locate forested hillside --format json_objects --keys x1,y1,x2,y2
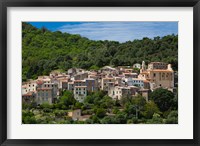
[{"x1": 22, "y1": 22, "x2": 178, "y2": 81}]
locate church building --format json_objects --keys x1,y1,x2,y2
[{"x1": 138, "y1": 61, "x2": 174, "y2": 91}]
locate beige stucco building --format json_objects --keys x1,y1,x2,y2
[
  {"x1": 139, "y1": 61, "x2": 174, "y2": 90},
  {"x1": 22, "y1": 80, "x2": 37, "y2": 95},
  {"x1": 68, "y1": 109, "x2": 81, "y2": 121},
  {"x1": 101, "y1": 77, "x2": 115, "y2": 91},
  {"x1": 108, "y1": 86, "x2": 139, "y2": 100},
  {"x1": 74, "y1": 86, "x2": 87, "y2": 102}
]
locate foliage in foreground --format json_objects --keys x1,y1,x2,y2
[{"x1": 22, "y1": 89, "x2": 178, "y2": 124}]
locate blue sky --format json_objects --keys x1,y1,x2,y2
[{"x1": 29, "y1": 22, "x2": 178, "y2": 42}]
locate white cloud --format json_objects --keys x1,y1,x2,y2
[{"x1": 57, "y1": 22, "x2": 178, "y2": 42}]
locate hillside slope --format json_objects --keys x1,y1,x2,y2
[{"x1": 22, "y1": 22, "x2": 178, "y2": 81}]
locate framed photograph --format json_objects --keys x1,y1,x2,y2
[{"x1": 0, "y1": 0, "x2": 199, "y2": 145}]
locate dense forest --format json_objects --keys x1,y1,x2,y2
[
  {"x1": 22, "y1": 22, "x2": 178, "y2": 81},
  {"x1": 23, "y1": 88, "x2": 178, "y2": 124}
]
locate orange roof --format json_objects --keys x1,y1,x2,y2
[
  {"x1": 36, "y1": 80, "x2": 43, "y2": 85},
  {"x1": 68, "y1": 82, "x2": 74, "y2": 84},
  {"x1": 37, "y1": 88, "x2": 52, "y2": 91},
  {"x1": 141, "y1": 69, "x2": 173, "y2": 73},
  {"x1": 102, "y1": 78, "x2": 114, "y2": 80},
  {"x1": 143, "y1": 80, "x2": 150, "y2": 83},
  {"x1": 151, "y1": 69, "x2": 173, "y2": 72},
  {"x1": 22, "y1": 91, "x2": 34, "y2": 96},
  {"x1": 22, "y1": 85, "x2": 27, "y2": 88}
]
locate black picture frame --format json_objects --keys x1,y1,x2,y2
[{"x1": 0, "y1": 0, "x2": 199, "y2": 146}]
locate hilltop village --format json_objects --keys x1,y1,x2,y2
[
  {"x1": 22, "y1": 61, "x2": 178, "y2": 123},
  {"x1": 22, "y1": 61, "x2": 176, "y2": 104}
]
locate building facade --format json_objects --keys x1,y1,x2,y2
[
  {"x1": 22, "y1": 81, "x2": 37, "y2": 95},
  {"x1": 74, "y1": 86, "x2": 87, "y2": 102},
  {"x1": 139, "y1": 61, "x2": 174, "y2": 90}
]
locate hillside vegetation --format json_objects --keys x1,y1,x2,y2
[{"x1": 22, "y1": 22, "x2": 178, "y2": 81}]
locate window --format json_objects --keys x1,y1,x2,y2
[
  {"x1": 46, "y1": 93, "x2": 48, "y2": 96},
  {"x1": 154, "y1": 73, "x2": 156, "y2": 77}
]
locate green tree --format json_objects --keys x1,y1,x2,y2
[
  {"x1": 101, "y1": 116, "x2": 114, "y2": 124},
  {"x1": 142, "y1": 101, "x2": 160, "y2": 119},
  {"x1": 146, "y1": 113, "x2": 163, "y2": 124},
  {"x1": 95, "y1": 108, "x2": 106, "y2": 118},
  {"x1": 22, "y1": 22, "x2": 178, "y2": 81},
  {"x1": 115, "y1": 112, "x2": 127, "y2": 124},
  {"x1": 59, "y1": 90, "x2": 76, "y2": 108},
  {"x1": 165, "y1": 110, "x2": 178, "y2": 124},
  {"x1": 150, "y1": 88, "x2": 175, "y2": 112},
  {"x1": 22, "y1": 110, "x2": 37, "y2": 124}
]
